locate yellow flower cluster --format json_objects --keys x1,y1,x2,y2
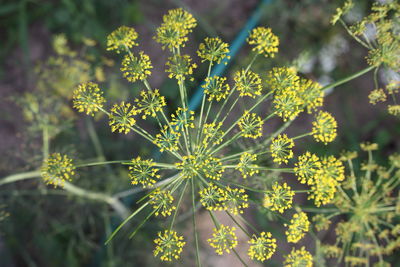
[
  {"x1": 202, "y1": 122, "x2": 224, "y2": 146},
  {"x1": 368, "y1": 88, "x2": 387, "y2": 105},
  {"x1": 247, "y1": 232, "x2": 277, "y2": 262},
  {"x1": 72, "y1": 82, "x2": 106, "y2": 116},
  {"x1": 128, "y1": 156, "x2": 160, "y2": 188},
  {"x1": 238, "y1": 111, "x2": 263, "y2": 139},
  {"x1": 285, "y1": 212, "x2": 310, "y2": 243},
  {"x1": 270, "y1": 134, "x2": 295, "y2": 164},
  {"x1": 388, "y1": 105, "x2": 400, "y2": 117},
  {"x1": 312, "y1": 111, "x2": 337, "y2": 144},
  {"x1": 267, "y1": 67, "x2": 324, "y2": 121},
  {"x1": 234, "y1": 69, "x2": 262, "y2": 98},
  {"x1": 208, "y1": 225, "x2": 238, "y2": 255},
  {"x1": 153, "y1": 125, "x2": 180, "y2": 152},
  {"x1": 170, "y1": 107, "x2": 195, "y2": 130},
  {"x1": 202, "y1": 76, "x2": 230, "y2": 102},
  {"x1": 308, "y1": 155, "x2": 345, "y2": 206},
  {"x1": 294, "y1": 152, "x2": 322, "y2": 185},
  {"x1": 135, "y1": 89, "x2": 166, "y2": 119},
  {"x1": 155, "y1": 8, "x2": 196, "y2": 51},
  {"x1": 202, "y1": 156, "x2": 225, "y2": 181},
  {"x1": 330, "y1": 0, "x2": 353, "y2": 25},
  {"x1": 247, "y1": 27, "x2": 279, "y2": 58},
  {"x1": 121, "y1": 51, "x2": 153, "y2": 82},
  {"x1": 197, "y1": 37, "x2": 230, "y2": 64},
  {"x1": 149, "y1": 188, "x2": 176, "y2": 217},
  {"x1": 176, "y1": 155, "x2": 200, "y2": 179},
  {"x1": 236, "y1": 152, "x2": 259, "y2": 179},
  {"x1": 298, "y1": 78, "x2": 324, "y2": 113},
  {"x1": 166, "y1": 54, "x2": 197, "y2": 83},
  {"x1": 284, "y1": 247, "x2": 313, "y2": 267},
  {"x1": 41, "y1": 153, "x2": 75, "y2": 187},
  {"x1": 223, "y1": 186, "x2": 249, "y2": 215},
  {"x1": 263, "y1": 182, "x2": 295, "y2": 213},
  {"x1": 109, "y1": 101, "x2": 137, "y2": 134},
  {"x1": 199, "y1": 184, "x2": 249, "y2": 214},
  {"x1": 199, "y1": 183, "x2": 225, "y2": 211},
  {"x1": 106, "y1": 26, "x2": 138, "y2": 53},
  {"x1": 153, "y1": 230, "x2": 185, "y2": 261}
]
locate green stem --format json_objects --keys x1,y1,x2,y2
[
  {"x1": 0, "y1": 171, "x2": 40, "y2": 186},
  {"x1": 191, "y1": 178, "x2": 201, "y2": 267},
  {"x1": 320, "y1": 66, "x2": 375, "y2": 92},
  {"x1": 105, "y1": 202, "x2": 149, "y2": 244}
]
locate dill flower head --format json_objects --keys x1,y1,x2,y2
[
  {"x1": 234, "y1": 69, "x2": 262, "y2": 98},
  {"x1": 294, "y1": 152, "x2": 322, "y2": 185},
  {"x1": 368, "y1": 88, "x2": 387, "y2": 105},
  {"x1": 199, "y1": 183, "x2": 226, "y2": 211},
  {"x1": 208, "y1": 225, "x2": 238, "y2": 255},
  {"x1": 320, "y1": 155, "x2": 345, "y2": 182},
  {"x1": 120, "y1": 52, "x2": 153, "y2": 82},
  {"x1": 197, "y1": 37, "x2": 230, "y2": 64},
  {"x1": 308, "y1": 175, "x2": 338, "y2": 207},
  {"x1": 272, "y1": 91, "x2": 304, "y2": 121},
  {"x1": 135, "y1": 89, "x2": 166, "y2": 119},
  {"x1": 149, "y1": 188, "x2": 176, "y2": 217},
  {"x1": 285, "y1": 212, "x2": 310, "y2": 243},
  {"x1": 388, "y1": 105, "x2": 400, "y2": 117},
  {"x1": 360, "y1": 142, "x2": 378, "y2": 152},
  {"x1": 270, "y1": 134, "x2": 295, "y2": 165},
  {"x1": 166, "y1": 54, "x2": 197, "y2": 83},
  {"x1": 162, "y1": 8, "x2": 196, "y2": 32},
  {"x1": 238, "y1": 111, "x2": 263, "y2": 139},
  {"x1": 202, "y1": 76, "x2": 230, "y2": 102},
  {"x1": 312, "y1": 111, "x2": 337, "y2": 144},
  {"x1": 247, "y1": 27, "x2": 279, "y2": 58},
  {"x1": 128, "y1": 156, "x2": 160, "y2": 188},
  {"x1": 155, "y1": 25, "x2": 189, "y2": 51},
  {"x1": 170, "y1": 107, "x2": 195, "y2": 130},
  {"x1": 221, "y1": 186, "x2": 249, "y2": 215},
  {"x1": 330, "y1": 0, "x2": 354, "y2": 25},
  {"x1": 298, "y1": 78, "x2": 324, "y2": 113},
  {"x1": 153, "y1": 230, "x2": 185, "y2": 261},
  {"x1": 106, "y1": 26, "x2": 138, "y2": 53},
  {"x1": 312, "y1": 214, "x2": 331, "y2": 232},
  {"x1": 176, "y1": 155, "x2": 200, "y2": 179},
  {"x1": 155, "y1": 9, "x2": 196, "y2": 51},
  {"x1": 41, "y1": 153, "x2": 75, "y2": 187},
  {"x1": 72, "y1": 82, "x2": 106, "y2": 116},
  {"x1": 202, "y1": 156, "x2": 225, "y2": 181},
  {"x1": 153, "y1": 125, "x2": 180, "y2": 152},
  {"x1": 263, "y1": 182, "x2": 295, "y2": 214},
  {"x1": 266, "y1": 67, "x2": 300, "y2": 94},
  {"x1": 284, "y1": 247, "x2": 313, "y2": 267},
  {"x1": 108, "y1": 101, "x2": 137, "y2": 134},
  {"x1": 236, "y1": 152, "x2": 259, "y2": 179},
  {"x1": 247, "y1": 232, "x2": 277, "y2": 262},
  {"x1": 202, "y1": 122, "x2": 224, "y2": 146},
  {"x1": 386, "y1": 80, "x2": 400, "y2": 95}
]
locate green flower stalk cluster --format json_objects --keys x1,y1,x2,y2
[
  {"x1": 311, "y1": 143, "x2": 400, "y2": 266},
  {"x1": 34, "y1": 5, "x2": 390, "y2": 266},
  {"x1": 333, "y1": 0, "x2": 400, "y2": 117}
]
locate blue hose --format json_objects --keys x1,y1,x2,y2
[
  {"x1": 91, "y1": 1, "x2": 273, "y2": 265},
  {"x1": 189, "y1": 0, "x2": 273, "y2": 110}
]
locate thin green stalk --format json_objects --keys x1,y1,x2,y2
[
  {"x1": 169, "y1": 180, "x2": 189, "y2": 230},
  {"x1": 0, "y1": 171, "x2": 41, "y2": 186},
  {"x1": 191, "y1": 178, "x2": 201, "y2": 267},
  {"x1": 226, "y1": 211, "x2": 251, "y2": 237},
  {"x1": 320, "y1": 65, "x2": 375, "y2": 92},
  {"x1": 105, "y1": 202, "x2": 149, "y2": 244}
]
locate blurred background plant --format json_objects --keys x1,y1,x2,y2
[{"x1": 0, "y1": 0, "x2": 399, "y2": 266}]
